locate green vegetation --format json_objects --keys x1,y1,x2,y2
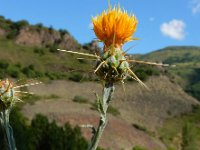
[
  {"x1": 73, "y1": 95, "x2": 89, "y2": 103},
  {"x1": 21, "y1": 94, "x2": 42, "y2": 105},
  {"x1": 0, "y1": 108, "x2": 88, "y2": 150},
  {"x1": 107, "y1": 105, "x2": 120, "y2": 116},
  {"x1": 91, "y1": 102, "x2": 120, "y2": 116},
  {"x1": 0, "y1": 16, "x2": 29, "y2": 39},
  {"x1": 0, "y1": 37, "x2": 91, "y2": 81},
  {"x1": 72, "y1": 96, "x2": 121, "y2": 117},
  {"x1": 44, "y1": 94, "x2": 60, "y2": 99},
  {"x1": 132, "y1": 123, "x2": 155, "y2": 137},
  {"x1": 20, "y1": 94, "x2": 61, "y2": 106},
  {"x1": 69, "y1": 72, "x2": 86, "y2": 82},
  {"x1": 132, "y1": 123, "x2": 148, "y2": 132},
  {"x1": 158, "y1": 105, "x2": 200, "y2": 150},
  {"x1": 0, "y1": 15, "x2": 92, "y2": 82},
  {"x1": 128, "y1": 64, "x2": 160, "y2": 81},
  {"x1": 135, "y1": 46, "x2": 200, "y2": 101},
  {"x1": 182, "y1": 123, "x2": 198, "y2": 150},
  {"x1": 0, "y1": 37, "x2": 160, "y2": 83}
]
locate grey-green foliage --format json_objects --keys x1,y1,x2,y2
[
  {"x1": 92, "y1": 97, "x2": 120, "y2": 116},
  {"x1": 88, "y1": 83, "x2": 115, "y2": 150},
  {"x1": 0, "y1": 109, "x2": 16, "y2": 150}
]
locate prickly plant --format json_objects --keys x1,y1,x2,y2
[
  {"x1": 58, "y1": 3, "x2": 168, "y2": 150},
  {"x1": 0, "y1": 79, "x2": 41, "y2": 150}
]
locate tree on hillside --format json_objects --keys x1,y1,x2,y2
[{"x1": 0, "y1": 109, "x2": 88, "y2": 150}]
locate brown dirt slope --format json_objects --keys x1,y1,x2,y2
[{"x1": 22, "y1": 76, "x2": 199, "y2": 150}]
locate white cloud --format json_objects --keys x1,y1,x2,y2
[
  {"x1": 191, "y1": 0, "x2": 200, "y2": 14},
  {"x1": 160, "y1": 19, "x2": 186, "y2": 40},
  {"x1": 190, "y1": 0, "x2": 200, "y2": 14}
]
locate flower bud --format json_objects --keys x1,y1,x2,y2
[{"x1": 0, "y1": 79, "x2": 15, "y2": 111}]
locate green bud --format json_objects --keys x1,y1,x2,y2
[
  {"x1": 0, "y1": 79, "x2": 15, "y2": 111},
  {"x1": 95, "y1": 47, "x2": 129, "y2": 82}
]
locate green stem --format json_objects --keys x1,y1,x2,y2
[
  {"x1": 0, "y1": 109, "x2": 16, "y2": 150},
  {"x1": 88, "y1": 82, "x2": 115, "y2": 150}
]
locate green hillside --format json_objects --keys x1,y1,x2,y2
[
  {"x1": 134, "y1": 46, "x2": 200, "y2": 101},
  {"x1": 0, "y1": 37, "x2": 93, "y2": 81},
  {"x1": 0, "y1": 15, "x2": 96, "y2": 81}
]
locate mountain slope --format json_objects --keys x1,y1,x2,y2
[
  {"x1": 0, "y1": 15, "x2": 80, "y2": 50},
  {"x1": 0, "y1": 16, "x2": 103, "y2": 82},
  {"x1": 22, "y1": 77, "x2": 199, "y2": 150},
  {"x1": 132, "y1": 46, "x2": 200, "y2": 101}
]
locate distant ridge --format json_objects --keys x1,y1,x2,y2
[{"x1": 134, "y1": 46, "x2": 200, "y2": 101}]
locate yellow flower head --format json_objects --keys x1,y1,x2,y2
[{"x1": 92, "y1": 5, "x2": 138, "y2": 49}]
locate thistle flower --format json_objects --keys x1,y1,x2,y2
[
  {"x1": 92, "y1": 5, "x2": 138, "y2": 49},
  {"x1": 92, "y1": 5, "x2": 145, "y2": 85},
  {"x1": 0, "y1": 79, "x2": 16, "y2": 111},
  {"x1": 57, "y1": 3, "x2": 169, "y2": 150},
  {"x1": 57, "y1": 4, "x2": 167, "y2": 86},
  {"x1": 0, "y1": 79, "x2": 41, "y2": 150},
  {"x1": 58, "y1": 5, "x2": 165, "y2": 86},
  {"x1": 0, "y1": 79, "x2": 41, "y2": 111}
]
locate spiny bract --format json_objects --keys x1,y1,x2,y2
[
  {"x1": 0, "y1": 79, "x2": 42, "y2": 111},
  {"x1": 0, "y1": 79, "x2": 15, "y2": 111},
  {"x1": 95, "y1": 47, "x2": 129, "y2": 82}
]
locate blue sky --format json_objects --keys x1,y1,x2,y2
[{"x1": 0, "y1": 0, "x2": 200, "y2": 54}]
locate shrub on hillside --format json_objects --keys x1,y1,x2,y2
[
  {"x1": 59, "y1": 29, "x2": 69, "y2": 38},
  {"x1": 35, "y1": 23, "x2": 44, "y2": 31},
  {"x1": 73, "y1": 95, "x2": 89, "y2": 103},
  {"x1": 132, "y1": 124, "x2": 147, "y2": 132},
  {"x1": 48, "y1": 44, "x2": 58, "y2": 53},
  {"x1": 14, "y1": 20, "x2": 29, "y2": 29},
  {"x1": 186, "y1": 82, "x2": 200, "y2": 101},
  {"x1": 0, "y1": 61, "x2": 9, "y2": 69},
  {"x1": 69, "y1": 72, "x2": 84, "y2": 82},
  {"x1": 6, "y1": 29, "x2": 18, "y2": 39},
  {"x1": 128, "y1": 65, "x2": 160, "y2": 81},
  {"x1": 34, "y1": 47, "x2": 46, "y2": 55},
  {"x1": 22, "y1": 65, "x2": 36, "y2": 78},
  {"x1": 6, "y1": 20, "x2": 29, "y2": 39},
  {"x1": 7, "y1": 65, "x2": 21, "y2": 78}
]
